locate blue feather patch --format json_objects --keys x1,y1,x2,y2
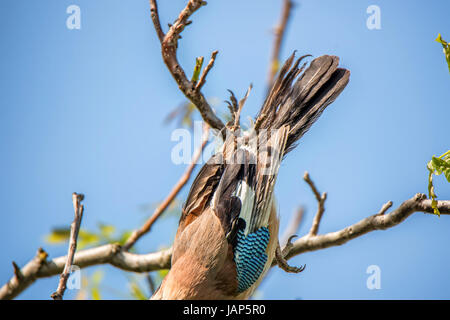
[{"x1": 234, "y1": 227, "x2": 270, "y2": 293}]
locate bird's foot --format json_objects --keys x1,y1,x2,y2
[
  {"x1": 275, "y1": 235, "x2": 305, "y2": 273},
  {"x1": 282, "y1": 235, "x2": 297, "y2": 257}
]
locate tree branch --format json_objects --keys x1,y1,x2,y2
[
  {"x1": 149, "y1": 0, "x2": 165, "y2": 43},
  {"x1": 283, "y1": 193, "x2": 450, "y2": 260},
  {"x1": 267, "y1": 0, "x2": 294, "y2": 90},
  {"x1": 280, "y1": 206, "x2": 304, "y2": 246},
  {"x1": 51, "y1": 193, "x2": 85, "y2": 300},
  {"x1": 123, "y1": 124, "x2": 209, "y2": 251},
  {"x1": 303, "y1": 172, "x2": 327, "y2": 236},
  {"x1": 2, "y1": 191, "x2": 450, "y2": 299},
  {"x1": 0, "y1": 244, "x2": 172, "y2": 300},
  {"x1": 149, "y1": 0, "x2": 225, "y2": 132},
  {"x1": 195, "y1": 51, "x2": 218, "y2": 92}
]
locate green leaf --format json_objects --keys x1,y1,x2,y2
[
  {"x1": 444, "y1": 169, "x2": 450, "y2": 182},
  {"x1": 77, "y1": 230, "x2": 101, "y2": 249},
  {"x1": 182, "y1": 102, "x2": 196, "y2": 127},
  {"x1": 130, "y1": 282, "x2": 149, "y2": 300},
  {"x1": 91, "y1": 270, "x2": 104, "y2": 285},
  {"x1": 98, "y1": 223, "x2": 116, "y2": 239},
  {"x1": 436, "y1": 33, "x2": 445, "y2": 45},
  {"x1": 426, "y1": 149, "x2": 450, "y2": 216},
  {"x1": 91, "y1": 287, "x2": 101, "y2": 300},
  {"x1": 436, "y1": 33, "x2": 450, "y2": 73},
  {"x1": 117, "y1": 230, "x2": 133, "y2": 246},
  {"x1": 45, "y1": 228, "x2": 71, "y2": 244},
  {"x1": 432, "y1": 156, "x2": 450, "y2": 169},
  {"x1": 46, "y1": 222, "x2": 134, "y2": 251},
  {"x1": 271, "y1": 59, "x2": 280, "y2": 75},
  {"x1": 90, "y1": 270, "x2": 104, "y2": 300},
  {"x1": 191, "y1": 56, "x2": 204, "y2": 83},
  {"x1": 157, "y1": 269, "x2": 169, "y2": 280}
]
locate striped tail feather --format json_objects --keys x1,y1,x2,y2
[{"x1": 257, "y1": 53, "x2": 350, "y2": 154}]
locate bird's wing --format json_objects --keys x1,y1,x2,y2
[
  {"x1": 178, "y1": 153, "x2": 224, "y2": 235},
  {"x1": 210, "y1": 126, "x2": 289, "y2": 293}
]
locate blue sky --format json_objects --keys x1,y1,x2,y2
[{"x1": 0, "y1": 0, "x2": 449, "y2": 299}]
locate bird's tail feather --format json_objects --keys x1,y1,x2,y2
[{"x1": 257, "y1": 53, "x2": 350, "y2": 154}]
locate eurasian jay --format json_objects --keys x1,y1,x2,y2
[{"x1": 152, "y1": 53, "x2": 350, "y2": 300}]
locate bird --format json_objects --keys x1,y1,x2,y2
[{"x1": 151, "y1": 53, "x2": 350, "y2": 300}]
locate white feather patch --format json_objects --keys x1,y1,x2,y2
[{"x1": 234, "y1": 180, "x2": 255, "y2": 235}]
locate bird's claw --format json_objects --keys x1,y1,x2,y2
[
  {"x1": 275, "y1": 238, "x2": 305, "y2": 274},
  {"x1": 282, "y1": 234, "x2": 297, "y2": 257}
]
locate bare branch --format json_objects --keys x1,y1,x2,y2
[
  {"x1": 2, "y1": 194, "x2": 450, "y2": 299},
  {"x1": 267, "y1": 0, "x2": 294, "y2": 90},
  {"x1": 12, "y1": 262, "x2": 22, "y2": 281},
  {"x1": 233, "y1": 84, "x2": 253, "y2": 129},
  {"x1": 303, "y1": 172, "x2": 327, "y2": 236},
  {"x1": 51, "y1": 193, "x2": 85, "y2": 300},
  {"x1": 123, "y1": 124, "x2": 210, "y2": 251},
  {"x1": 303, "y1": 171, "x2": 321, "y2": 201},
  {"x1": 149, "y1": 0, "x2": 225, "y2": 131},
  {"x1": 378, "y1": 201, "x2": 393, "y2": 214},
  {"x1": 281, "y1": 206, "x2": 304, "y2": 246},
  {"x1": 0, "y1": 244, "x2": 172, "y2": 300},
  {"x1": 195, "y1": 51, "x2": 218, "y2": 92},
  {"x1": 1, "y1": 248, "x2": 49, "y2": 300},
  {"x1": 283, "y1": 194, "x2": 450, "y2": 260},
  {"x1": 149, "y1": 0, "x2": 165, "y2": 43}
]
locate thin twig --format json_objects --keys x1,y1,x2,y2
[
  {"x1": 283, "y1": 193, "x2": 450, "y2": 260},
  {"x1": 273, "y1": 193, "x2": 450, "y2": 267},
  {"x1": 267, "y1": 0, "x2": 294, "y2": 90},
  {"x1": 123, "y1": 124, "x2": 210, "y2": 251},
  {"x1": 146, "y1": 273, "x2": 156, "y2": 296},
  {"x1": 51, "y1": 193, "x2": 85, "y2": 300},
  {"x1": 12, "y1": 262, "x2": 22, "y2": 281},
  {"x1": 303, "y1": 172, "x2": 327, "y2": 236},
  {"x1": 149, "y1": 0, "x2": 224, "y2": 131},
  {"x1": 149, "y1": 0, "x2": 165, "y2": 43},
  {"x1": 378, "y1": 201, "x2": 393, "y2": 215},
  {"x1": 233, "y1": 84, "x2": 253, "y2": 128},
  {"x1": 195, "y1": 51, "x2": 218, "y2": 91},
  {"x1": 281, "y1": 206, "x2": 304, "y2": 246}
]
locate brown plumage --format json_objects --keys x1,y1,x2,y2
[{"x1": 152, "y1": 53, "x2": 350, "y2": 300}]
